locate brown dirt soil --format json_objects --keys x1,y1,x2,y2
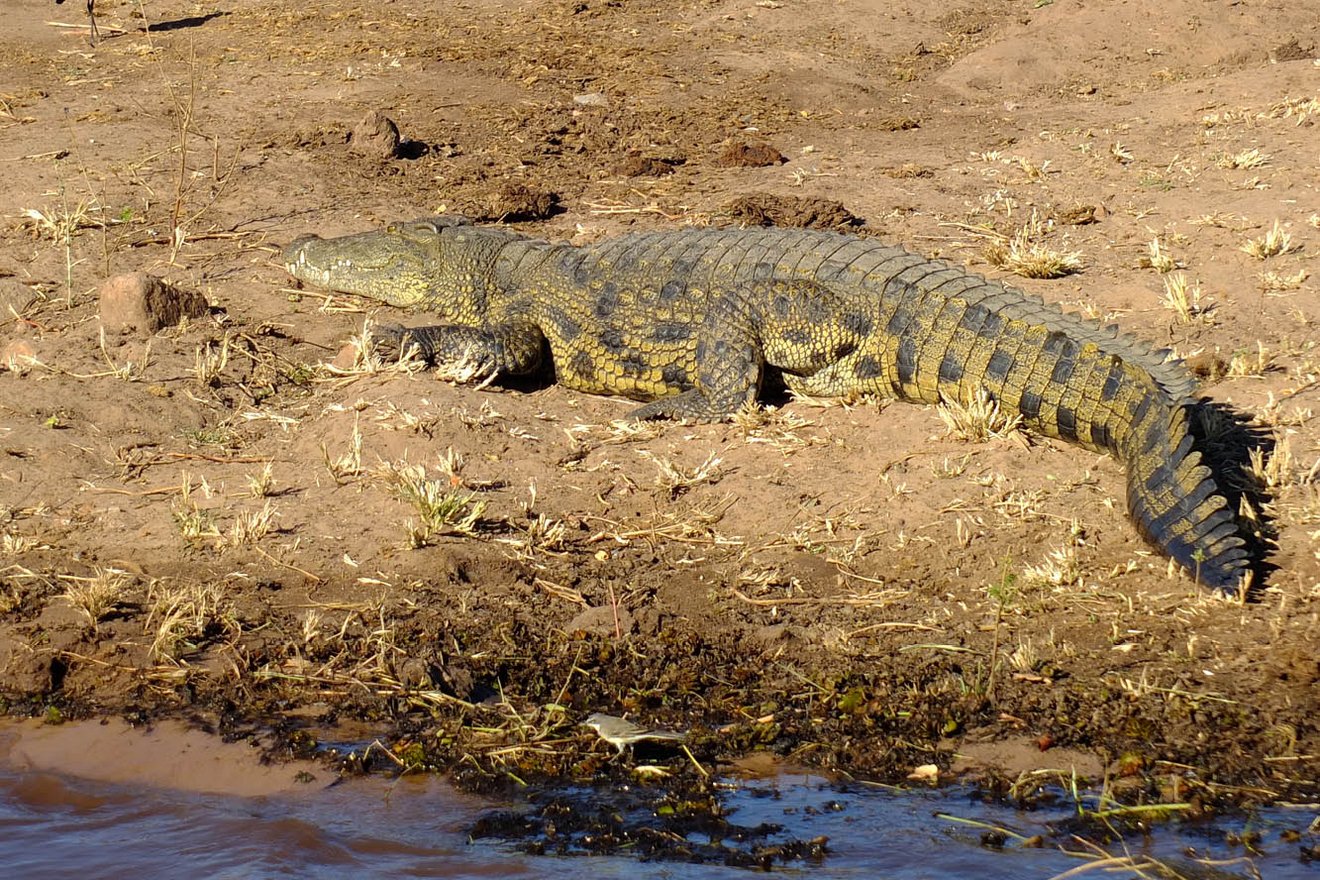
[{"x1": 2, "y1": 0, "x2": 1318, "y2": 807}]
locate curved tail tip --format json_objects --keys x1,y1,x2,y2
[{"x1": 1189, "y1": 554, "x2": 1252, "y2": 595}]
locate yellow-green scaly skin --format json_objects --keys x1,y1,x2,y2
[{"x1": 283, "y1": 217, "x2": 1250, "y2": 591}]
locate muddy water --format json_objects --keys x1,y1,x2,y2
[{"x1": 0, "y1": 720, "x2": 1314, "y2": 879}]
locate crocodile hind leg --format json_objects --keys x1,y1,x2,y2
[
  {"x1": 630, "y1": 278, "x2": 882, "y2": 421},
  {"x1": 628, "y1": 288, "x2": 765, "y2": 421},
  {"x1": 627, "y1": 329, "x2": 762, "y2": 421}
]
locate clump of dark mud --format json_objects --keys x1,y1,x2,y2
[
  {"x1": 482, "y1": 183, "x2": 562, "y2": 222},
  {"x1": 725, "y1": 193, "x2": 863, "y2": 230},
  {"x1": 468, "y1": 776, "x2": 829, "y2": 869}
]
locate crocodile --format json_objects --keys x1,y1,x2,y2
[{"x1": 283, "y1": 217, "x2": 1251, "y2": 591}]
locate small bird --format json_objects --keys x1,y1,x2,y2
[
  {"x1": 56, "y1": 0, "x2": 100, "y2": 46},
  {"x1": 582, "y1": 713, "x2": 687, "y2": 756}
]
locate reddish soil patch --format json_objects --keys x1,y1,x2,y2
[{"x1": 1, "y1": 0, "x2": 1317, "y2": 805}]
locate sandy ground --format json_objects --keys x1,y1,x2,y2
[{"x1": 1, "y1": 0, "x2": 1318, "y2": 803}]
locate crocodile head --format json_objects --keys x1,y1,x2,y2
[{"x1": 282, "y1": 217, "x2": 474, "y2": 309}]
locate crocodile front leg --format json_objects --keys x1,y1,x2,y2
[{"x1": 378, "y1": 320, "x2": 546, "y2": 376}]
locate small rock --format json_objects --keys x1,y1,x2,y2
[
  {"x1": 99, "y1": 273, "x2": 208, "y2": 336},
  {"x1": 572, "y1": 92, "x2": 609, "y2": 107},
  {"x1": 349, "y1": 110, "x2": 402, "y2": 159},
  {"x1": 715, "y1": 141, "x2": 787, "y2": 168},
  {"x1": 1, "y1": 338, "x2": 38, "y2": 372},
  {"x1": 331, "y1": 342, "x2": 360, "y2": 370}
]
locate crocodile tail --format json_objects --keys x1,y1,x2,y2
[{"x1": 1121, "y1": 394, "x2": 1249, "y2": 591}]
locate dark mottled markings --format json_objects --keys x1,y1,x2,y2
[
  {"x1": 1101, "y1": 358, "x2": 1125, "y2": 400},
  {"x1": 772, "y1": 294, "x2": 792, "y2": 317},
  {"x1": 959, "y1": 303, "x2": 992, "y2": 333},
  {"x1": 1046, "y1": 334, "x2": 1080, "y2": 385},
  {"x1": 804, "y1": 296, "x2": 831, "y2": 323},
  {"x1": 841, "y1": 312, "x2": 872, "y2": 337},
  {"x1": 783, "y1": 327, "x2": 812, "y2": 346},
  {"x1": 658, "y1": 279, "x2": 684, "y2": 303},
  {"x1": 593, "y1": 282, "x2": 620, "y2": 319},
  {"x1": 599, "y1": 328, "x2": 626, "y2": 353},
  {"x1": 752, "y1": 261, "x2": 775, "y2": 279},
  {"x1": 986, "y1": 350, "x2": 1014, "y2": 380},
  {"x1": 651, "y1": 322, "x2": 692, "y2": 343},
  {"x1": 661, "y1": 364, "x2": 691, "y2": 389},
  {"x1": 855, "y1": 355, "x2": 882, "y2": 379},
  {"x1": 885, "y1": 306, "x2": 912, "y2": 337},
  {"x1": 572, "y1": 258, "x2": 593, "y2": 287},
  {"x1": 1042, "y1": 330, "x2": 1070, "y2": 354},
  {"x1": 569, "y1": 350, "x2": 595, "y2": 377},
  {"x1": 1056, "y1": 405, "x2": 1078, "y2": 441},
  {"x1": 978, "y1": 312, "x2": 1005, "y2": 340},
  {"x1": 834, "y1": 342, "x2": 857, "y2": 360},
  {"x1": 938, "y1": 353, "x2": 964, "y2": 383},
  {"x1": 1132, "y1": 395, "x2": 1155, "y2": 449},
  {"x1": 896, "y1": 337, "x2": 918, "y2": 384},
  {"x1": 543, "y1": 307, "x2": 581, "y2": 341},
  {"x1": 1019, "y1": 390, "x2": 1042, "y2": 418},
  {"x1": 1050, "y1": 355, "x2": 1075, "y2": 385},
  {"x1": 1091, "y1": 420, "x2": 1113, "y2": 451},
  {"x1": 620, "y1": 354, "x2": 648, "y2": 376}
]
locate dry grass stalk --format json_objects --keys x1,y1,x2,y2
[
  {"x1": 225, "y1": 501, "x2": 277, "y2": 546},
  {"x1": 1245, "y1": 438, "x2": 1299, "y2": 491},
  {"x1": 1258, "y1": 269, "x2": 1309, "y2": 292},
  {"x1": 245, "y1": 462, "x2": 276, "y2": 498},
  {"x1": 937, "y1": 387, "x2": 1022, "y2": 442},
  {"x1": 326, "y1": 319, "x2": 429, "y2": 376},
  {"x1": 20, "y1": 199, "x2": 102, "y2": 244},
  {"x1": 515, "y1": 514, "x2": 569, "y2": 555},
  {"x1": 1240, "y1": 220, "x2": 1293, "y2": 259},
  {"x1": 1262, "y1": 95, "x2": 1320, "y2": 125},
  {"x1": 378, "y1": 461, "x2": 487, "y2": 545},
  {"x1": 567, "y1": 419, "x2": 665, "y2": 446},
  {"x1": 639, "y1": 450, "x2": 725, "y2": 496},
  {"x1": 984, "y1": 211, "x2": 1083, "y2": 279},
  {"x1": 173, "y1": 474, "x2": 220, "y2": 542},
  {"x1": 193, "y1": 334, "x2": 232, "y2": 386},
  {"x1": 1143, "y1": 238, "x2": 1178, "y2": 273},
  {"x1": 145, "y1": 579, "x2": 229, "y2": 662},
  {"x1": 1021, "y1": 543, "x2": 1082, "y2": 589},
  {"x1": 1215, "y1": 148, "x2": 1269, "y2": 169},
  {"x1": 1159, "y1": 274, "x2": 1212, "y2": 323},
  {"x1": 1226, "y1": 342, "x2": 1273, "y2": 378},
  {"x1": 61, "y1": 567, "x2": 129, "y2": 630},
  {"x1": 2, "y1": 532, "x2": 41, "y2": 556},
  {"x1": 733, "y1": 403, "x2": 822, "y2": 451},
  {"x1": 321, "y1": 416, "x2": 364, "y2": 484}
]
